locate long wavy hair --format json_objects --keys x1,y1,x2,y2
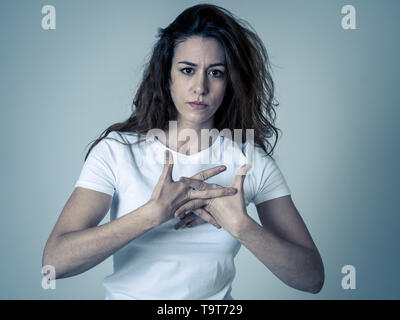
[{"x1": 84, "y1": 3, "x2": 281, "y2": 161}]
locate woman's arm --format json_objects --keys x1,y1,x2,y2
[
  {"x1": 43, "y1": 153, "x2": 234, "y2": 279},
  {"x1": 234, "y1": 195, "x2": 325, "y2": 294},
  {"x1": 172, "y1": 165, "x2": 324, "y2": 293},
  {"x1": 42, "y1": 187, "x2": 162, "y2": 279}
]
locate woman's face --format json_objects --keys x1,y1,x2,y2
[{"x1": 169, "y1": 36, "x2": 228, "y2": 128}]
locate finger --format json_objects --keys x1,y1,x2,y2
[
  {"x1": 191, "y1": 208, "x2": 217, "y2": 226},
  {"x1": 174, "y1": 213, "x2": 197, "y2": 230},
  {"x1": 178, "y1": 214, "x2": 206, "y2": 229},
  {"x1": 178, "y1": 211, "x2": 195, "y2": 221},
  {"x1": 174, "y1": 199, "x2": 209, "y2": 218},
  {"x1": 175, "y1": 209, "x2": 221, "y2": 229},
  {"x1": 179, "y1": 176, "x2": 221, "y2": 191},
  {"x1": 178, "y1": 176, "x2": 204, "y2": 190},
  {"x1": 161, "y1": 150, "x2": 174, "y2": 182},
  {"x1": 180, "y1": 211, "x2": 195, "y2": 219},
  {"x1": 177, "y1": 215, "x2": 220, "y2": 229},
  {"x1": 188, "y1": 186, "x2": 237, "y2": 200},
  {"x1": 186, "y1": 218, "x2": 206, "y2": 228},
  {"x1": 190, "y1": 165, "x2": 227, "y2": 181},
  {"x1": 174, "y1": 210, "x2": 221, "y2": 229},
  {"x1": 193, "y1": 208, "x2": 221, "y2": 228},
  {"x1": 233, "y1": 164, "x2": 252, "y2": 189}
]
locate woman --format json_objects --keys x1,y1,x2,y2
[{"x1": 42, "y1": 4, "x2": 324, "y2": 299}]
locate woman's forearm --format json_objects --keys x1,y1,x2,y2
[
  {"x1": 43, "y1": 201, "x2": 161, "y2": 279},
  {"x1": 233, "y1": 216, "x2": 324, "y2": 294}
]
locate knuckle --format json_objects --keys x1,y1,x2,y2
[
  {"x1": 191, "y1": 201, "x2": 199, "y2": 211},
  {"x1": 194, "y1": 199, "x2": 202, "y2": 208},
  {"x1": 184, "y1": 201, "x2": 192, "y2": 210},
  {"x1": 199, "y1": 181, "x2": 206, "y2": 191},
  {"x1": 186, "y1": 189, "x2": 192, "y2": 200}
]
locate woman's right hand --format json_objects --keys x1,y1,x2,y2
[{"x1": 149, "y1": 150, "x2": 237, "y2": 226}]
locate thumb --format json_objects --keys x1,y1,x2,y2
[
  {"x1": 161, "y1": 150, "x2": 174, "y2": 181},
  {"x1": 233, "y1": 164, "x2": 251, "y2": 189}
]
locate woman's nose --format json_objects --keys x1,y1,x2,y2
[{"x1": 193, "y1": 71, "x2": 208, "y2": 95}]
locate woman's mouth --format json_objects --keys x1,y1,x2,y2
[{"x1": 188, "y1": 102, "x2": 208, "y2": 110}]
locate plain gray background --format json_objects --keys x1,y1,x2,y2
[{"x1": 0, "y1": 0, "x2": 399, "y2": 299}]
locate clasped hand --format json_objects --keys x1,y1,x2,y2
[{"x1": 150, "y1": 150, "x2": 251, "y2": 235}]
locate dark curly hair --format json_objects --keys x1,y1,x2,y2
[{"x1": 84, "y1": 3, "x2": 281, "y2": 161}]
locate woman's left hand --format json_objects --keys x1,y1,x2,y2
[{"x1": 173, "y1": 164, "x2": 251, "y2": 236}]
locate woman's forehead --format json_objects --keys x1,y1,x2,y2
[{"x1": 173, "y1": 37, "x2": 225, "y2": 64}]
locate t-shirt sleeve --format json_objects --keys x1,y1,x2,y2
[
  {"x1": 74, "y1": 133, "x2": 120, "y2": 196},
  {"x1": 250, "y1": 147, "x2": 291, "y2": 205}
]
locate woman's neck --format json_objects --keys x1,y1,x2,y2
[{"x1": 161, "y1": 119, "x2": 217, "y2": 155}]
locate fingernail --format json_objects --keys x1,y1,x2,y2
[
  {"x1": 219, "y1": 166, "x2": 226, "y2": 171},
  {"x1": 229, "y1": 188, "x2": 237, "y2": 193}
]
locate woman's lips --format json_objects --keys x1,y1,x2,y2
[{"x1": 188, "y1": 102, "x2": 208, "y2": 110}]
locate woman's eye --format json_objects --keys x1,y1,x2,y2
[
  {"x1": 180, "y1": 68, "x2": 224, "y2": 78},
  {"x1": 181, "y1": 68, "x2": 193, "y2": 75},
  {"x1": 210, "y1": 70, "x2": 224, "y2": 78}
]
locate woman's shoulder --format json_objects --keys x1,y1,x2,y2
[
  {"x1": 238, "y1": 138, "x2": 273, "y2": 162},
  {"x1": 89, "y1": 131, "x2": 147, "y2": 156},
  {"x1": 103, "y1": 131, "x2": 148, "y2": 145}
]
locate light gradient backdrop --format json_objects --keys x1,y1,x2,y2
[{"x1": 0, "y1": 0, "x2": 399, "y2": 299}]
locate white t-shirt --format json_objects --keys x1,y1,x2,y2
[{"x1": 74, "y1": 131, "x2": 291, "y2": 299}]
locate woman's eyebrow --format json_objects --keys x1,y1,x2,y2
[{"x1": 177, "y1": 61, "x2": 226, "y2": 68}]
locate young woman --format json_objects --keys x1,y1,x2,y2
[{"x1": 43, "y1": 4, "x2": 324, "y2": 300}]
